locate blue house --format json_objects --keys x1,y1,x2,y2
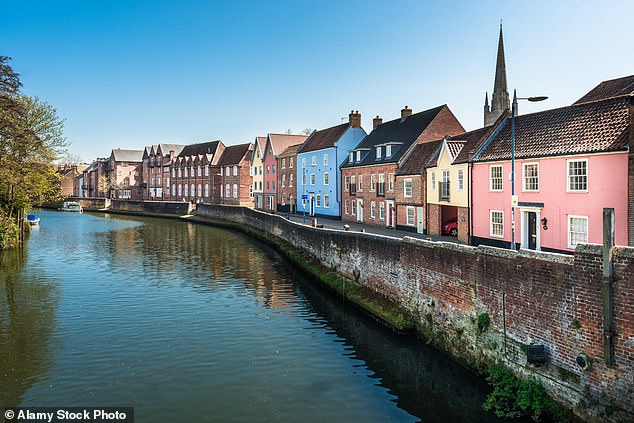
[{"x1": 296, "y1": 111, "x2": 367, "y2": 218}]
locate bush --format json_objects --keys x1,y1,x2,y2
[{"x1": 0, "y1": 215, "x2": 20, "y2": 250}]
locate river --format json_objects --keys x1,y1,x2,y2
[{"x1": 0, "y1": 210, "x2": 512, "y2": 422}]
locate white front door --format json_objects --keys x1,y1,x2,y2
[
  {"x1": 386, "y1": 200, "x2": 394, "y2": 228},
  {"x1": 417, "y1": 207, "x2": 424, "y2": 234},
  {"x1": 356, "y1": 199, "x2": 363, "y2": 223}
]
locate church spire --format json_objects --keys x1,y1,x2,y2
[{"x1": 484, "y1": 22, "x2": 510, "y2": 126}]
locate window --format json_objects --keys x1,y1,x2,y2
[
  {"x1": 198, "y1": 166, "x2": 202, "y2": 176},
  {"x1": 431, "y1": 172, "x2": 436, "y2": 190},
  {"x1": 490, "y1": 165, "x2": 503, "y2": 191},
  {"x1": 386, "y1": 145, "x2": 392, "y2": 157},
  {"x1": 345, "y1": 200, "x2": 349, "y2": 215},
  {"x1": 259, "y1": 166, "x2": 262, "y2": 175},
  {"x1": 282, "y1": 158, "x2": 286, "y2": 169},
  {"x1": 440, "y1": 170, "x2": 450, "y2": 200},
  {"x1": 388, "y1": 173, "x2": 394, "y2": 191},
  {"x1": 568, "y1": 216, "x2": 588, "y2": 248},
  {"x1": 378, "y1": 174, "x2": 385, "y2": 195},
  {"x1": 523, "y1": 163, "x2": 539, "y2": 192},
  {"x1": 178, "y1": 168, "x2": 182, "y2": 178},
  {"x1": 311, "y1": 156, "x2": 316, "y2": 166},
  {"x1": 370, "y1": 201, "x2": 376, "y2": 219},
  {"x1": 324, "y1": 172, "x2": 329, "y2": 185},
  {"x1": 204, "y1": 183, "x2": 209, "y2": 197},
  {"x1": 310, "y1": 173, "x2": 315, "y2": 185},
  {"x1": 350, "y1": 176, "x2": 356, "y2": 193},
  {"x1": 191, "y1": 184, "x2": 195, "y2": 197},
  {"x1": 281, "y1": 194, "x2": 286, "y2": 205},
  {"x1": 197, "y1": 184, "x2": 202, "y2": 197},
  {"x1": 184, "y1": 184, "x2": 188, "y2": 196},
  {"x1": 324, "y1": 194, "x2": 329, "y2": 208},
  {"x1": 272, "y1": 165, "x2": 275, "y2": 174},
  {"x1": 226, "y1": 184, "x2": 231, "y2": 198},
  {"x1": 357, "y1": 175, "x2": 362, "y2": 191},
  {"x1": 259, "y1": 181, "x2": 262, "y2": 190},
  {"x1": 379, "y1": 202, "x2": 385, "y2": 220},
  {"x1": 404, "y1": 178, "x2": 413, "y2": 197},
  {"x1": 302, "y1": 158, "x2": 306, "y2": 168},
  {"x1": 316, "y1": 194, "x2": 321, "y2": 207},
  {"x1": 302, "y1": 171, "x2": 306, "y2": 186},
  {"x1": 205, "y1": 166, "x2": 209, "y2": 177},
  {"x1": 356, "y1": 151, "x2": 361, "y2": 162},
  {"x1": 349, "y1": 152, "x2": 354, "y2": 163},
  {"x1": 289, "y1": 174, "x2": 294, "y2": 187},
  {"x1": 184, "y1": 167, "x2": 188, "y2": 178},
  {"x1": 568, "y1": 159, "x2": 587, "y2": 192},
  {"x1": 233, "y1": 184, "x2": 238, "y2": 198},
  {"x1": 406, "y1": 206, "x2": 415, "y2": 226},
  {"x1": 351, "y1": 199, "x2": 356, "y2": 215},
  {"x1": 266, "y1": 181, "x2": 270, "y2": 190},
  {"x1": 191, "y1": 166, "x2": 195, "y2": 176},
  {"x1": 282, "y1": 174, "x2": 286, "y2": 187},
  {"x1": 271, "y1": 181, "x2": 275, "y2": 190},
  {"x1": 344, "y1": 176, "x2": 350, "y2": 192},
  {"x1": 234, "y1": 166, "x2": 238, "y2": 176},
  {"x1": 266, "y1": 165, "x2": 270, "y2": 174},
  {"x1": 323, "y1": 154, "x2": 328, "y2": 166},
  {"x1": 249, "y1": 185, "x2": 253, "y2": 198},
  {"x1": 457, "y1": 169, "x2": 464, "y2": 191},
  {"x1": 172, "y1": 168, "x2": 175, "y2": 178},
  {"x1": 172, "y1": 185, "x2": 176, "y2": 196},
  {"x1": 290, "y1": 157, "x2": 294, "y2": 168},
  {"x1": 490, "y1": 210, "x2": 504, "y2": 238},
  {"x1": 178, "y1": 184, "x2": 182, "y2": 196},
  {"x1": 376, "y1": 146, "x2": 382, "y2": 159},
  {"x1": 370, "y1": 174, "x2": 376, "y2": 191}
]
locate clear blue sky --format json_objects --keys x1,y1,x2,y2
[{"x1": 2, "y1": 1, "x2": 633, "y2": 161}]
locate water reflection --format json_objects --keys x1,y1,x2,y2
[{"x1": 0, "y1": 247, "x2": 60, "y2": 408}]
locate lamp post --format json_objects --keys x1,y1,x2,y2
[{"x1": 510, "y1": 90, "x2": 548, "y2": 250}]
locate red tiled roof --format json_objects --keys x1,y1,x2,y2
[
  {"x1": 473, "y1": 96, "x2": 630, "y2": 162},
  {"x1": 297, "y1": 123, "x2": 349, "y2": 153},
  {"x1": 219, "y1": 142, "x2": 252, "y2": 165},
  {"x1": 574, "y1": 75, "x2": 634, "y2": 105},
  {"x1": 452, "y1": 118, "x2": 505, "y2": 164},
  {"x1": 277, "y1": 143, "x2": 303, "y2": 158},
  {"x1": 267, "y1": 133, "x2": 308, "y2": 157},
  {"x1": 396, "y1": 140, "x2": 443, "y2": 175}
]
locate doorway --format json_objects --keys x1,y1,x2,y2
[
  {"x1": 356, "y1": 199, "x2": 363, "y2": 223},
  {"x1": 520, "y1": 208, "x2": 541, "y2": 251},
  {"x1": 385, "y1": 200, "x2": 394, "y2": 228},
  {"x1": 417, "y1": 207, "x2": 424, "y2": 234}
]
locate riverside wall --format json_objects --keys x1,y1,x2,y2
[{"x1": 195, "y1": 203, "x2": 634, "y2": 422}]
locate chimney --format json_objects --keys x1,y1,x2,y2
[
  {"x1": 349, "y1": 110, "x2": 361, "y2": 128},
  {"x1": 401, "y1": 105, "x2": 412, "y2": 121},
  {"x1": 169, "y1": 150, "x2": 175, "y2": 159},
  {"x1": 373, "y1": 115, "x2": 383, "y2": 129}
]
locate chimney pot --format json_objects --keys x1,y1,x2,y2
[
  {"x1": 349, "y1": 110, "x2": 361, "y2": 128},
  {"x1": 401, "y1": 106, "x2": 412, "y2": 121},
  {"x1": 373, "y1": 115, "x2": 383, "y2": 129}
]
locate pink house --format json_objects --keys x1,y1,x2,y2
[
  {"x1": 262, "y1": 133, "x2": 308, "y2": 212},
  {"x1": 470, "y1": 89, "x2": 633, "y2": 253}
]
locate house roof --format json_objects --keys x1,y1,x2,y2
[
  {"x1": 473, "y1": 95, "x2": 631, "y2": 162},
  {"x1": 396, "y1": 139, "x2": 443, "y2": 175},
  {"x1": 157, "y1": 143, "x2": 186, "y2": 157},
  {"x1": 111, "y1": 148, "x2": 144, "y2": 162},
  {"x1": 452, "y1": 117, "x2": 506, "y2": 164},
  {"x1": 177, "y1": 140, "x2": 222, "y2": 158},
  {"x1": 341, "y1": 105, "x2": 447, "y2": 168},
  {"x1": 574, "y1": 75, "x2": 634, "y2": 105},
  {"x1": 297, "y1": 123, "x2": 349, "y2": 154},
  {"x1": 266, "y1": 133, "x2": 309, "y2": 157},
  {"x1": 278, "y1": 143, "x2": 303, "y2": 158},
  {"x1": 219, "y1": 142, "x2": 253, "y2": 165}
]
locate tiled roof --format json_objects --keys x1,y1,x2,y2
[
  {"x1": 341, "y1": 105, "x2": 446, "y2": 168},
  {"x1": 574, "y1": 75, "x2": 634, "y2": 105},
  {"x1": 255, "y1": 136, "x2": 267, "y2": 153},
  {"x1": 267, "y1": 133, "x2": 309, "y2": 156},
  {"x1": 178, "y1": 140, "x2": 222, "y2": 158},
  {"x1": 473, "y1": 95, "x2": 630, "y2": 162},
  {"x1": 446, "y1": 141, "x2": 466, "y2": 160},
  {"x1": 111, "y1": 148, "x2": 144, "y2": 162},
  {"x1": 297, "y1": 123, "x2": 349, "y2": 154},
  {"x1": 219, "y1": 142, "x2": 253, "y2": 165},
  {"x1": 452, "y1": 117, "x2": 505, "y2": 164},
  {"x1": 157, "y1": 143, "x2": 186, "y2": 157},
  {"x1": 277, "y1": 143, "x2": 303, "y2": 158},
  {"x1": 396, "y1": 140, "x2": 443, "y2": 175}
]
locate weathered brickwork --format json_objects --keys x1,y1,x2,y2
[
  {"x1": 196, "y1": 204, "x2": 634, "y2": 422},
  {"x1": 457, "y1": 206, "x2": 469, "y2": 244},
  {"x1": 427, "y1": 203, "x2": 442, "y2": 236},
  {"x1": 111, "y1": 199, "x2": 193, "y2": 215},
  {"x1": 341, "y1": 163, "x2": 397, "y2": 227},
  {"x1": 394, "y1": 174, "x2": 423, "y2": 231},
  {"x1": 416, "y1": 106, "x2": 465, "y2": 142}
]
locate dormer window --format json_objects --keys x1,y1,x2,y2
[
  {"x1": 349, "y1": 152, "x2": 354, "y2": 162},
  {"x1": 356, "y1": 151, "x2": 361, "y2": 162},
  {"x1": 376, "y1": 146, "x2": 382, "y2": 159},
  {"x1": 386, "y1": 145, "x2": 392, "y2": 157}
]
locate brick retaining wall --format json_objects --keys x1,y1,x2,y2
[{"x1": 196, "y1": 203, "x2": 634, "y2": 422}]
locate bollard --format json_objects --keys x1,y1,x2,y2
[
  {"x1": 312, "y1": 218, "x2": 317, "y2": 227},
  {"x1": 343, "y1": 224, "x2": 350, "y2": 231}
]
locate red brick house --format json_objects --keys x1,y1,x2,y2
[
  {"x1": 81, "y1": 158, "x2": 109, "y2": 198},
  {"x1": 107, "y1": 149, "x2": 144, "y2": 200},
  {"x1": 340, "y1": 105, "x2": 464, "y2": 227},
  {"x1": 276, "y1": 143, "x2": 303, "y2": 213},
  {"x1": 394, "y1": 140, "x2": 443, "y2": 233},
  {"x1": 262, "y1": 134, "x2": 308, "y2": 212},
  {"x1": 142, "y1": 143, "x2": 185, "y2": 201},
  {"x1": 171, "y1": 140, "x2": 225, "y2": 204},
  {"x1": 218, "y1": 142, "x2": 254, "y2": 206}
]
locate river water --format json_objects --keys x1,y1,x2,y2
[{"x1": 1, "y1": 211, "x2": 510, "y2": 422}]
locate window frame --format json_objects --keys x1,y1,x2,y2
[
  {"x1": 522, "y1": 162, "x2": 540, "y2": 192},
  {"x1": 567, "y1": 159, "x2": 588, "y2": 192},
  {"x1": 490, "y1": 210, "x2": 504, "y2": 238},
  {"x1": 568, "y1": 215, "x2": 588, "y2": 249},
  {"x1": 404, "y1": 178, "x2": 413, "y2": 197},
  {"x1": 489, "y1": 165, "x2": 503, "y2": 192},
  {"x1": 406, "y1": 206, "x2": 415, "y2": 226}
]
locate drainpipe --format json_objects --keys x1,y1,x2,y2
[{"x1": 602, "y1": 207, "x2": 615, "y2": 365}]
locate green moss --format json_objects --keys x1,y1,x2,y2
[
  {"x1": 571, "y1": 318, "x2": 581, "y2": 329},
  {"x1": 555, "y1": 366, "x2": 580, "y2": 384},
  {"x1": 477, "y1": 312, "x2": 491, "y2": 333},
  {"x1": 584, "y1": 266, "x2": 595, "y2": 275}
]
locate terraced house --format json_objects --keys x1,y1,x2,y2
[
  {"x1": 262, "y1": 133, "x2": 308, "y2": 212},
  {"x1": 218, "y1": 142, "x2": 254, "y2": 206},
  {"x1": 296, "y1": 111, "x2": 366, "y2": 218},
  {"x1": 276, "y1": 143, "x2": 302, "y2": 213},
  {"x1": 171, "y1": 140, "x2": 225, "y2": 203},
  {"x1": 250, "y1": 136, "x2": 267, "y2": 209},
  {"x1": 470, "y1": 76, "x2": 634, "y2": 252},
  {"x1": 107, "y1": 148, "x2": 144, "y2": 200},
  {"x1": 340, "y1": 105, "x2": 464, "y2": 227},
  {"x1": 141, "y1": 143, "x2": 185, "y2": 200}
]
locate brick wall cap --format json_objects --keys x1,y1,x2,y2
[
  {"x1": 574, "y1": 243, "x2": 603, "y2": 255},
  {"x1": 612, "y1": 246, "x2": 634, "y2": 259}
]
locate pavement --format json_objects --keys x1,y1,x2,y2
[{"x1": 282, "y1": 212, "x2": 463, "y2": 244}]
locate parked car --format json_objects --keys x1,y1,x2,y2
[{"x1": 442, "y1": 218, "x2": 458, "y2": 237}]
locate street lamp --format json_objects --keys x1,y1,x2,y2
[{"x1": 510, "y1": 90, "x2": 548, "y2": 250}]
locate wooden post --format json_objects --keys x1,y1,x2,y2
[{"x1": 602, "y1": 208, "x2": 615, "y2": 365}]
